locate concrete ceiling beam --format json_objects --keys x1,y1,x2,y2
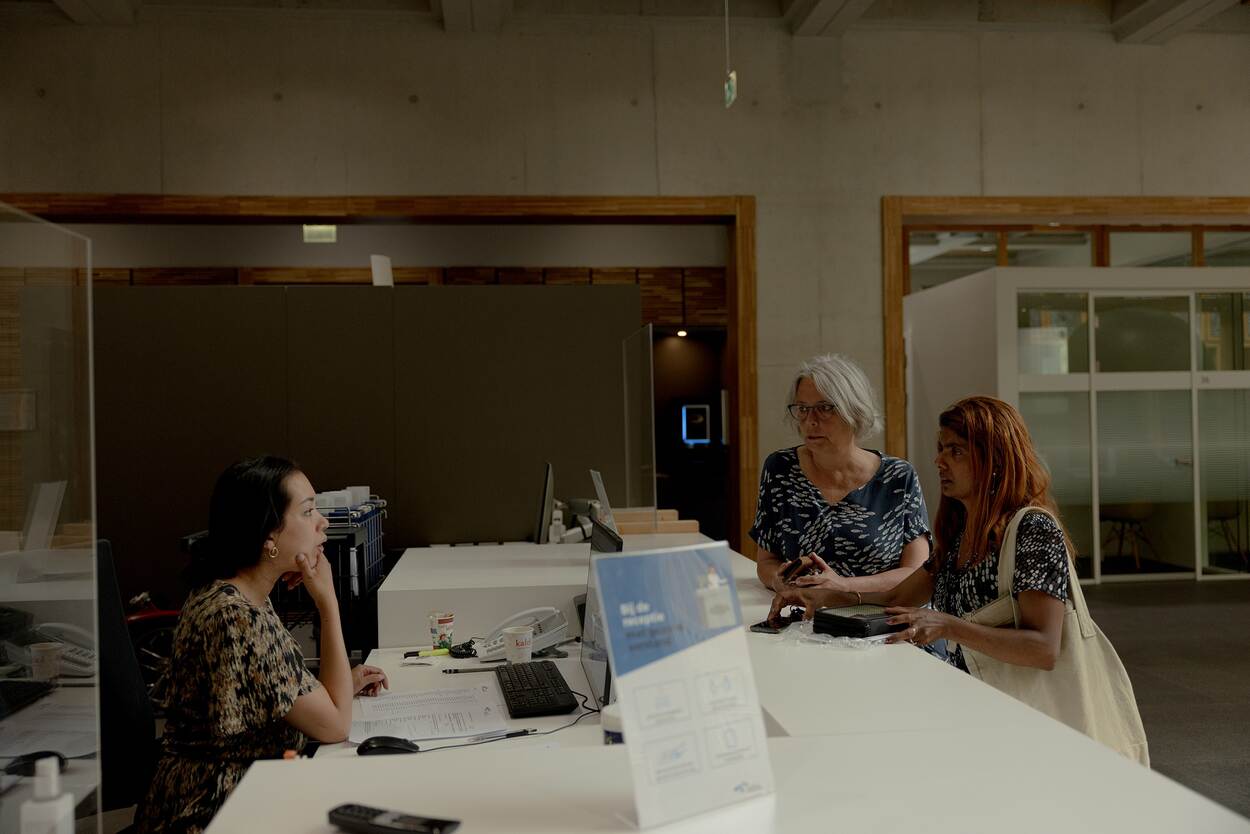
[
  {"x1": 783, "y1": 0, "x2": 875, "y2": 37},
  {"x1": 434, "y1": 0, "x2": 512, "y2": 32},
  {"x1": 50, "y1": 0, "x2": 139, "y2": 24},
  {"x1": 1113, "y1": 0, "x2": 1242, "y2": 44}
]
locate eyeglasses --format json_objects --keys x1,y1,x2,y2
[{"x1": 787, "y1": 402, "x2": 837, "y2": 420}]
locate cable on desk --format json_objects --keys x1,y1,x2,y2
[{"x1": 415, "y1": 690, "x2": 601, "y2": 754}]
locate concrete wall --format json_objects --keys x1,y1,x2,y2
[{"x1": 3, "y1": 8, "x2": 1250, "y2": 465}]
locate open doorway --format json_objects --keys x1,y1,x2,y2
[{"x1": 653, "y1": 326, "x2": 730, "y2": 541}]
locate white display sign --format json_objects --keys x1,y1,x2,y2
[{"x1": 592, "y1": 542, "x2": 774, "y2": 829}]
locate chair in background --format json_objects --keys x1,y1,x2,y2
[
  {"x1": 1100, "y1": 503, "x2": 1157, "y2": 570},
  {"x1": 1207, "y1": 501, "x2": 1248, "y2": 570},
  {"x1": 97, "y1": 540, "x2": 158, "y2": 817}
]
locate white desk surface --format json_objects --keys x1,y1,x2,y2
[
  {"x1": 0, "y1": 685, "x2": 100, "y2": 832},
  {"x1": 313, "y1": 648, "x2": 603, "y2": 759},
  {"x1": 213, "y1": 537, "x2": 1250, "y2": 832},
  {"x1": 209, "y1": 732, "x2": 1249, "y2": 834},
  {"x1": 377, "y1": 534, "x2": 757, "y2": 648}
]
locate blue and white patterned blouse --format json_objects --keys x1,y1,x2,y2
[{"x1": 748, "y1": 447, "x2": 931, "y2": 575}]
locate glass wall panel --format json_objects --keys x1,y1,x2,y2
[
  {"x1": 0, "y1": 203, "x2": 99, "y2": 831},
  {"x1": 1198, "y1": 293, "x2": 1248, "y2": 371},
  {"x1": 1109, "y1": 231, "x2": 1193, "y2": 266},
  {"x1": 1199, "y1": 389, "x2": 1250, "y2": 575},
  {"x1": 908, "y1": 231, "x2": 998, "y2": 291},
  {"x1": 1005, "y1": 230, "x2": 1092, "y2": 267},
  {"x1": 1097, "y1": 390, "x2": 1194, "y2": 576},
  {"x1": 1020, "y1": 392, "x2": 1093, "y2": 579},
  {"x1": 1094, "y1": 295, "x2": 1190, "y2": 372},
  {"x1": 1203, "y1": 232, "x2": 1250, "y2": 266},
  {"x1": 1017, "y1": 292, "x2": 1089, "y2": 374}
]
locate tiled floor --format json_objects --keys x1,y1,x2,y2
[{"x1": 1084, "y1": 580, "x2": 1250, "y2": 818}]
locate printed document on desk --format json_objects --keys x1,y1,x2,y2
[
  {"x1": 593, "y1": 542, "x2": 774, "y2": 829},
  {"x1": 349, "y1": 684, "x2": 507, "y2": 743}
]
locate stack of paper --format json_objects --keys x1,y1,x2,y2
[{"x1": 349, "y1": 685, "x2": 507, "y2": 744}]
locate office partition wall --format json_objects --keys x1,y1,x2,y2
[{"x1": 94, "y1": 285, "x2": 641, "y2": 603}]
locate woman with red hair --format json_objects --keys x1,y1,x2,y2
[{"x1": 768, "y1": 396, "x2": 1069, "y2": 672}]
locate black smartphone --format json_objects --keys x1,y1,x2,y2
[
  {"x1": 749, "y1": 607, "x2": 804, "y2": 634},
  {"x1": 329, "y1": 803, "x2": 460, "y2": 834}
]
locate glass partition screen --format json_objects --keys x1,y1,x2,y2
[{"x1": 0, "y1": 202, "x2": 100, "y2": 831}]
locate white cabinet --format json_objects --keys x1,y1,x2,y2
[{"x1": 904, "y1": 267, "x2": 1250, "y2": 582}]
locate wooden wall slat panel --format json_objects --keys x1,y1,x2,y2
[
  {"x1": 2, "y1": 193, "x2": 744, "y2": 223},
  {"x1": 133, "y1": 267, "x2": 238, "y2": 286},
  {"x1": 23, "y1": 268, "x2": 75, "y2": 286},
  {"x1": 683, "y1": 268, "x2": 728, "y2": 326},
  {"x1": 243, "y1": 267, "x2": 370, "y2": 285},
  {"x1": 498, "y1": 268, "x2": 543, "y2": 285},
  {"x1": 445, "y1": 267, "x2": 497, "y2": 285},
  {"x1": 83, "y1": 268, "x2": 131, "y2": 286},
  {"x1": 396, "y1": 268, "x2": 442, "y2": 285},
  {"x1": 543, "y1": 268, "x2": 590, "y2": 285},
  {"x1": 590, "y1": 268, "x2": 637, "y2": 285},
  {"x1": 638, "y1": 268, "x2": 683, "y2": 325},
  {"x1": 239, "y1": 267, "x2": 443, "y2": 285}
]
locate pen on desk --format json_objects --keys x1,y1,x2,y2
[
  {"x1": 442, "y1": 667, "x2": 496, "y2": 674},
  {"x1": 466, "y1": 728, "x2": 537, "y2": 743}
]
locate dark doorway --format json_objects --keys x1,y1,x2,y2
[{"x1": 652, "y1": 328, "x2": 730, "y2": 541}]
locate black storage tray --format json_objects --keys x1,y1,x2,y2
[{"x1": 813, "y1": 605, "x2": 907, "y2": 638}]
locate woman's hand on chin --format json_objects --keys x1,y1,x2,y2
[{"x1": 296, "y1": 550, "x2": 336, "y2": 608}]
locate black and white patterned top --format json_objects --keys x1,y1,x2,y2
[
  {"x1": 135, "y1": 580, "x2": 319, "y2": 834},
  {"x1": 926, "y1": 511, "x2": 1071, "y2": 672},
  {"x1": 748, "y1": 447, "x2": 931, "y2": 576}
]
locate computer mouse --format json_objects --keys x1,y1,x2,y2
[
  {"x1": 4, "y1": 751, "x2": 67, "y2": 777},
  {"x1": 356, "y1": 736, "x2": 421, "y2": 756}
]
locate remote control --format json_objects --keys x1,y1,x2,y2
[{"x1": 328, "y1": 803, "x2": 460, "y2": 834}]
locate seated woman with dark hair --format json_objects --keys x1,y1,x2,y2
[{"x1": 135, "y1": 456, "x2": 388, "y2": 834}]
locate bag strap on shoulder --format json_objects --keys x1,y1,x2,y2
[{"x1": 966, "y1": 506, "x2": 1094, "y2": 639}]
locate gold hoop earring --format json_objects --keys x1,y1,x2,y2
[{"x1": 268, "y1": 545, "x2": 279, "y2": 559}]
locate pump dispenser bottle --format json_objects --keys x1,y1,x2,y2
[{"x1": 20, "y1": 756, "x2": 73, "y2": 834}]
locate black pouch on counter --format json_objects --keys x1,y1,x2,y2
[{"x1": 813, "y1": 605, "x2": 907, "y2": 638}]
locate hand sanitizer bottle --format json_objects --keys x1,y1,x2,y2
[
  {"x1": 549, "y1": 508, "x2": 566, "y2": 543},
  {"x1": 20, "y1": 756, "x2": 73, "y2": 834}
]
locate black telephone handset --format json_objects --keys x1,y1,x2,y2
[{"x1": 329, "y1": 803, "x2": 459, "y2": 834}]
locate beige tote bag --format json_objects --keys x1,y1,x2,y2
[{"x1": 955, "y1": 507, "x2": 1150, "y2": 767}]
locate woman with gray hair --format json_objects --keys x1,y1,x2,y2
[{"x1": 751, "y1": 353, "x2": 931, "y2": 602}]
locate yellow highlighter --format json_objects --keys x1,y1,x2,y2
[{"x1": 417, "y1": 648, "x2": 450, "y2": 657}]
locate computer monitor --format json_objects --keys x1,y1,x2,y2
[
  {"x1": 532, "y1": 462, "x2": 554, "y2": 544},
  {"x1": 590, "y1": 516, "x2": 623, "y2": 554},
  {"x1": 588, "y1": 469, "x2": 618, "y2": 535},
  {"x1": 580, "y1": 556, "x2": 613, "y2": 708}
]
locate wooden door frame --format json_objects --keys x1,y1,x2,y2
[
  {"x1": 2, "y1": 192, "x2": 759, "y2": 551},
  {"x1": 882, "y1": 195, "x2": 1250, "y2": 459}
]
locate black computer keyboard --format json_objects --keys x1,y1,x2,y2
[
  {"x1": 0, "y1": 679, "x2": 55, "y2": 720},
  {"x1": 494, "y1": 660, "x2": 579, "y2": 719}
]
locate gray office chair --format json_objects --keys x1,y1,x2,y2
[{"x1": 97, "y1": 540, "x2": 158, "y2": 816}]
